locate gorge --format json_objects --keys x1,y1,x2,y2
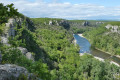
[{"x1": 0, "y1": 3, "x2": 120, "y2": 80}]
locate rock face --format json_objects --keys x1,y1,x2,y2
[
  {"x1": 0, "y1": 64, "x2": 36, "y2": 80},
  {"x1": 59, "y1": 20, "x2": 70, "y2": 29},
  {"x1": 82, "y1": 21, "x2": 89, "y2": 26},
  {"x1": 0, "y1": 52, "x2": 1, "y2": 64},
  {"x1": 1, "y1": 18, "x2": 17, "y2": 46},
  {"x1": 0, "y1": 18, "x2": 34, "y2": 60},
  {"x1": 5, "y1": 18, "x2": 16, "y2": 38},
  {"x1": 1, "y1": 36, "x2": 10, "y2": 46},
  {"x1": 49, "y1": 20, "x2": 53, "y2": 25},
  {"x1": 17, "y1": 47, "x2": 34, "y2": 60}
]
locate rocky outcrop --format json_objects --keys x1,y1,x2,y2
[
  {"x1": 49, "y1": 20, "x2": 53, "y2": 25},
  {"x1": 17, "y1": 47, "x2": 34, "y2": 60},
  {"x1": 1, "y1": 18, "x2": 17, "y2": 46},
  {"x1": 59, "y1": 20, "x2": 70, "y2": 29},
  {"x1": 82, "y1": 21, "x2": 89, "y2": 26},
  {"x1": 48, "y1": 20, "x2": 59, "y2": 26},
  {"x1": 0, "y1": 52, "x2": 1, "y2": 64},
  {"x1": 1, "y1": 36, "x2": 10, "y2": 46},
  {"x1": 105, "y1": 24, "x2": 120, "y2": 33},
  {"x1": 17, "y1": 47, "x2": 28, "y2": 55},
  {"x1": 26, "y1": 52, "x2": 34, "y2": 60},
  {"x1": 0, "y1": 64, "x2": 37, "y2": 80},
  {"x1": 0, "y1": 18, "x2": 34, "y2": 61},
  {"x1": 96, "y1": 22, "x2": 104, "y2": 25}
]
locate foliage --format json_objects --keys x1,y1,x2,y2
[
  {"x1": 83, "y1": 23, "x2": 120, "y2": 55},
  {"x1": 0, "y1": 3, "x2": 19, "y2": 24}
]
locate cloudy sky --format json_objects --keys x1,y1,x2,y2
[{"x1": 0, "y1": 0, "x2": 120, "y2": 20}]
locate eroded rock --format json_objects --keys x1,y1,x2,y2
[
  {"x1": 49, "y1": 20, "x2": 53, "y2": 25},
  {"x1": 17, "y1": 47, "x2": 28, "y2": 55},
  {"x1": 0, "y1": 53, "x2": 2, "y2": 64},
  {"x1": 0, "y1": 64, "x2": 35, "y2": 80},
  {"x1": 26, "y1": 52, "x2": 34, "y2": 60},
  {"x1": 105, "y1": 24, "x2": 119, "y2": 33}
]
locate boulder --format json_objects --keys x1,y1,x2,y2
[
  {"x1": 0, "y1": 64, "x2": 28, "y2": 80},
  {"x1": 26, "y1": 52, "x2": 34, "y2": 60},
  {"x1": 105, "y1": 24, "x2": 112, "y2": 29},
  {"x1": 17, "y1": 47, "x2": 34, "y2": 60},
  {"x1": 17, "y1": 47, "x2": 28, "y2": 55},
  {"x1": 49, "y1": 20, "x2": 53, "y2": 25},
  {"x1": 1, "y1": 36, "x2": 11, "y2": 46},
  {"x1": 0, "y1": 64, "x2": 38, "y2": 80}
]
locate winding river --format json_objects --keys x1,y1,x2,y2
[{"x1": 74, "y1": 34, "x2": 120, "y2": 65}]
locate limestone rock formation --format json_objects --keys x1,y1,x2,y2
[
  {"x1": 105, "y1": 24, "x2": 120, "y2": 33},
  {"x1": 26, "y1": 52, "x2": 34, "y2": 60},
  {"x1": 0, "y1": 64, "x2": 37, "y2": 80},
  {"x1": 17, "y1": 47, "x2": 28, "y2": 55},
  {"x1": 56, "y1": 20, "x2": 59, "y2": 26},
  {"x1": 59, "y1": 20, "x2": 70, "y2": 29},
  {"x1": 0, "y1": 52, "x2": 2, "y2": 64},
  {"x1": 82, "y1": 21, "x2": 89, "y2": 26},
  {"x1": 17, "y1": 47, "x2": 34, "y2": 60},
  {"x1": 1, "y1": 18, "x2": 17, "y2": 46},
  {"x1": 49, "y1": 20, "x2": 53, "y2": 25},
  {"x1": 0, "y1": 18, "x2": 34, "y2": 60},
  {"x1": 1, "y1": 36, "x2": 10, "y2": 46},
  {"x1": 96, "y1": 22, "x2": 104, "y2": 25}
]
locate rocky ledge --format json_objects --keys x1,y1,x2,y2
[{"x1": 0, "y1": 64, "x2": 37, "y2": 80}]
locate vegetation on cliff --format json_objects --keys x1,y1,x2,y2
[{"x1": 83, "y1": 22, "x2": 120, "y2": 56}]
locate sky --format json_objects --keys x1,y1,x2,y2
[{"x1": 0, "y1": 0, "x2": 120, "y2": 20}]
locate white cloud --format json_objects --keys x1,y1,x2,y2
[{"x1": 0, "y1": 0, "x2": 120, "y2": 20}]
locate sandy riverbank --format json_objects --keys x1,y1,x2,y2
[
  {"x1": 95, "y1": 48, "x2": 120, "y2": 60},
  {"x1": 80, "y1": 54, "x2": 120, "y2": 67},
  {"x1": 78, "y1": 34, "x2": 85, "y2": 38}
]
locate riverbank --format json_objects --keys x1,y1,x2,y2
[
  {"x1": 78, "y1": 34, "x2": 85, "y2": 38},
  {"x1": 77, "y1": 33, "x2": 120, "y2": 67},
  {"x1": 73, "y1": 34, "x2": 77, "y2": 45},
  {"x1": 78, "y1": 34, "x2": 120, "y2": 60},
  {"x1": 94, "y1": 56, "x2": 120, "y2": 66},
  {"x1": 95, "y1": 48, "x2": 120, "y2": 59},
  {"x1": 80, "y1": 54, "x2": 120, "y2": 67}
]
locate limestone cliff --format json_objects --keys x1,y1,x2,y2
[
  {"x1": 0, "y1": 18, "x2": 34, "y2": 61},
  {"x1": 105, "y1": 24, "x2": 120, "y2": 33}
]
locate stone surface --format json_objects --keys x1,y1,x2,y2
[
  {"x1": 0, "y1": 53, "x2": 2, "y2": 63},
  {"x1": 49, "y1": 20, "x2": 53, "y2": 25},
  {"x1": 1, "y1": 36, "x2": 10, "y2": 46},
  {"x1": 0, "y1": 64, "x2": 39, "y2": 80},
  {"x1": 0, "y1": 64, "x2": 28, "y2": 80},
  {"x1": 105, "y1": 24, "x2": 119, "y2": 33},
  {"x1": 26, "y1": 52, "x2": 34, "y2": 60},
  {"x1": 17, "y1": 47, "x2": 28, "y2": 55},
  {"x1": 105, "y1": 24, "x2": 112, "y2": 29},
  {"x1": 17, "y1": 47, "x2": 34, "y2": 60},
  {"x1": 82, "y1": 21, "x2": 89, "y2": 26}
]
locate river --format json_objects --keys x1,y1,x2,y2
[{"x1": 74, "y1": 34, "x2": 120, "y2": 65}]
